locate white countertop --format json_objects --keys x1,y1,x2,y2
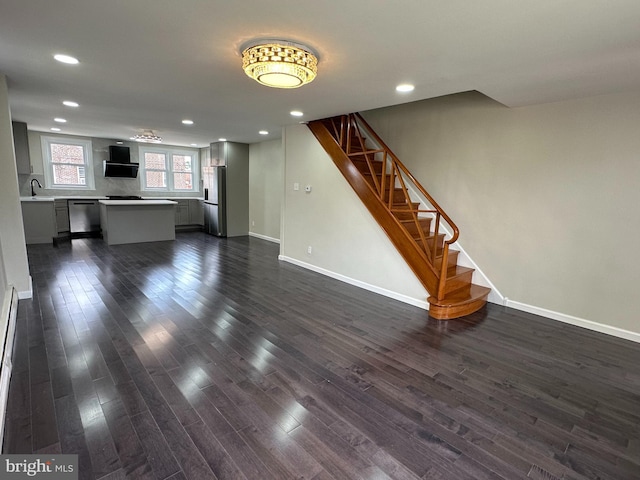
[
  {"x1": 20, "y1": 196, "x2": 55, "y2": 202},
  {"x1": 99, "y1": 200, "x2": 178, "y2": 206}
]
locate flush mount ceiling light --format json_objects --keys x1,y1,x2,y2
[
  {"x1": 133, "y1": 130, "x2": 162, "y2": 143},
  {"x1": 242, "y1": 41, "x2": 318, "y2": 88}
]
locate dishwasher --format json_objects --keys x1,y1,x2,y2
[{"x1": 68, "y1": 199, "x2": 101, "y2": 237}]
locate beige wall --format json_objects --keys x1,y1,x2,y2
[
  {"x1": 281, "y1": 124, "x2": 428, "y2": 307},
  {"x1": 0, "y1": 74, "x2": 30, "y2": 298},
  {"x1": 362, "y1": 90, "x2": 640, "y2": 335},
  {"x1": 249, "y1": 139, "x2": 283, "y2": 242}
]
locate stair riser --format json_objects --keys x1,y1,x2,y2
[
  {"x1": 428, "y1": 296, "x2": 488, "y2": 320},
  {"x1": 402, "y1": 218, "x2": 432, "y2": 236},
  {"x1": 413, "y1": 233, "x2": 445, "y2": 250},
  {"x1": 354, "y1": 162, "x2": 384, "y2": 176},
  {"x1": 443, "y1": 271, "x2": 474, "y2": 296},
  {"x1": 434, "y1": 250, "x2": 459, "y2": 270},
  {"x1": 383, "y1": 189, "x2": 406, "y2": 203}
]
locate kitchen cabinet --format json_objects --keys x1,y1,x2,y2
[
  {"x1": 12, "y1": 121, "x2": 31, "y2": 174},
  {"x1": 174, "y1": 200, "x2": 190, "y2": 226},
  {"x1": 54, "y1": 199, "x2": 70, "y2": 235},
  {"x1": 189, "y1": 199, "x2": 204, "y2": 225},
  {"x1": 21, "y1": 198, "x2": 56, "y2": 244}
]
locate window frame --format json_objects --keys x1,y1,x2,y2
[
  {"x1": 40, "y1": 135, "x2": 95, "y2": 190},
  {"x1": 139, "y1": 145, "x2": 199, "y2": 192}
]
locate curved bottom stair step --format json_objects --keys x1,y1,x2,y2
[{"x1": 427, "y1": 284, "x2": 491, "y2": 320}]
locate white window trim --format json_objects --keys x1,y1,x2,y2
[
  {"x1": 41, "y1": 135, "x2": 95, "y2": 190},
  {"x1": 139, "y1": 145, "x2": 199, "y2": 192}
]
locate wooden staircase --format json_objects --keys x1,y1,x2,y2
[{"x1": 307, "y1": 113, "x2": 490, "y2": 320}]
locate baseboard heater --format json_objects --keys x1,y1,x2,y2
[{"x1": 0, "y1": 287, "x2": 19, "y2": 450}]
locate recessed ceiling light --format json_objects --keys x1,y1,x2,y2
[
  {"x1": 54, "y1": 54, "x2": 79, "y2": 65},
  {"x1": 50, "y1": 127, "x2": 61, "y2": 132},
  {"x1": 182, "y1": 119, "x2": 194, "y2": 125},
  {"x1": 290, "y1": 110, "x2": 304, "y2": 117},
  {"x1": 218, "y1": 138, "x2": 227, "y2": 142},
  {"x1": 190, "y1": 143, "x2": 198, "y2": 147},
  {"x1": 259, "y1": 130, "x2": 269, "y2": 135},
  {"x1": 54, "y1": 117, "x2": 67, "y2": 123},
  {"x1": 63, "y1": 100, "x2": 79, "y2": 107},
  {"x1": 396, "y1": 84, "x2": 415, "y2": 93}
]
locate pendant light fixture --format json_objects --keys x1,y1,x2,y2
[
  {"x1": 133, "y1": 130, "x2": 162, "y2": 143},
  {"x1": 242, "y1": 41, "x2": 318, "y2": 89}
]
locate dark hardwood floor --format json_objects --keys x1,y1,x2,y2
[{"x1": 3, "y1": 232, "x2": 640, "y2": 480}]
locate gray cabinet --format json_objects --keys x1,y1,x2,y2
[
  {"x1": 54, "y1": 199, "x2": 70, "y2": 235},
  {"x1": 12, "y1": 121, "x2": 31, "y2": 174},
  {"x1": 175, "y1": 200, "x2": 190, "y2": 226},
  {"x1": 21, "y1": 200, "x2": 56, "y2": 244},
  {"x1": 189, "y1": 199, "x2": 204, "y2": 225}
]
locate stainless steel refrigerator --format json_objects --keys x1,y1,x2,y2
[
  {"x1": 202, "y1": 141, "x2": 249, "y2": 237},
  {"x1": 203, "y1": 165, "x2": 226, "y2": 236}
]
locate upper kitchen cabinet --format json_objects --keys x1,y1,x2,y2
[{"x1": 12, "y1": 121, "x2": 31, "y2": 174}]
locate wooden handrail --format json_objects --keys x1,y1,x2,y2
[{"x1": 353, "y1": 113, "x2": 460, "y2": 246}]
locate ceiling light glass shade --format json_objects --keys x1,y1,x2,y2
[
  {"x1": 242, "y1": 42, "x2": 318, "y2": 88},
  {"x1": 133, "y1": 130, "x2": 162, "y2": 143}
]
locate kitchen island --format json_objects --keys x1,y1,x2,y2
[{"x1": 99, "y1": 199, "x2": 177, "y2": 245}]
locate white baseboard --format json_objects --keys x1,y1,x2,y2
[
  {"x1": 506, "y1": 299, "x2": 640, "y2": 344},
  {"x1": 278, "y1": 256, "x2": 640, "y2": 344},
  {"x1": 278, "y1": 255, "x2": 429, "y2": 310},
  {"x1": 249, "y1": 232, "x2": 281, "y2": 244},
  {"x1": 17, "y1": 275, "x2": 33, "y2": 299}
]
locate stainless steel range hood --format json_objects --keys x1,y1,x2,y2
[
  {"x1": 104, "y1": 162, "x2": 139, "y2": 178},
  {"x1": 104, "y1": 145, "x2": 138, "y2": 178}
]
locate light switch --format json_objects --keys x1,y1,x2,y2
[{"x1": 293, "y1": 182, "x2": 300, "y2": 191}]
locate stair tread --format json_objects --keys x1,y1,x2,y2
[
  {"x1": 400, "y1": 217, "x2": 430, "y2": 223},
  {"x1": 447, "y1": 266, "x2": 474, "y2": 278}
]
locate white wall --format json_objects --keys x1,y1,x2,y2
[
  {"x1": 362, "y1": 90, "x2": 640, "y2": 337},
  {"x1": 280, "y1": 124, "x2": 428, "y2": 307},
  {"x1": 0, "y1": 74, "x2": 30, "y2": 298},
  {"x1": 249, "y1": 139, "x2": 283, "y2": 242}
]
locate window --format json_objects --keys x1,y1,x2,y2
[
  {"x1": 139, "y1": 146, "x2": 198, "y2": 192},
  {"x1": 41, "y1": 136, "x2": 94, "y2": 189}
]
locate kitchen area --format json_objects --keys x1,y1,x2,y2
[{"x1": 14, "y1": 121, "x2": 249, "y2": 247}]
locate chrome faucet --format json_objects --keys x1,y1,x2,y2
[{"x1": 30, "y1": 178, "x2": 42, "y2": 196}]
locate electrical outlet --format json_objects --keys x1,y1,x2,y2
[
  {"x1": 307, "y1": 246, "x2": 312, "y2": 254},
  {"x1": 251, "y1": 220, "x2": 255, "y2": 227}
]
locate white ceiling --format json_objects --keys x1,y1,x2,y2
[{"x1": 1, "y1": 0, "x2": 640, "y2": 147}]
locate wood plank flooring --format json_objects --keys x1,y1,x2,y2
[{"x1": 3, "y1": 232, "x2": 640, "y2": 479}]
